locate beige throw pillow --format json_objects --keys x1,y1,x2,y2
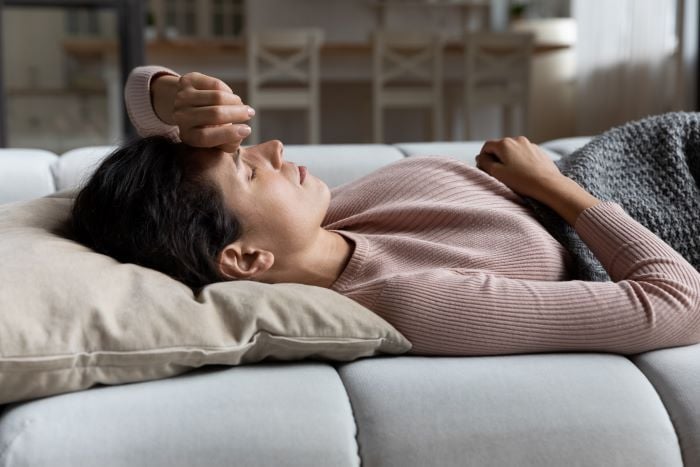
[{"x1": 0, "y1": 192, "x2": 411, "y2": 404}]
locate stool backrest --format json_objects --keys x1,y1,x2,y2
[
  {"x1": 246, "y1": 28, "x2": 325, "y2": 144},
  {"x1": 373, "y1": 30, "x2": 445, "y2": 87},
  {"x1": 371, "y1": 30, "x2": 445, "y2": 142},
  {"x1": 462, "y1": 32, "x2": 535, "y2": 138},
  {"x1": 247, "y1": 28, "x2": 325, "y2": 87},
  {"x1": 464, "y1": 32, "x2": 534, "y2": 89}
]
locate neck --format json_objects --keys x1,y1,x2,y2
[{"x1": 258, "y1": 230, "x2": 353, "y2": 288}]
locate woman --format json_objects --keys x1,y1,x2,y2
[{"x1": 72, "y1": 66, "x2": 700, "y2": 356}]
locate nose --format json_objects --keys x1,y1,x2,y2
[{"x1": 265, "y1": 139, "x2": 284, "y2": 169}]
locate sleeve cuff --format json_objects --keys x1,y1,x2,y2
[{"x1": 124, "y1": 65, "x2": 181, "y2": 141}]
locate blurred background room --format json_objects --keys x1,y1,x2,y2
[{"x1": 0, "y1": 0, "x2": 697, "y2": 153}]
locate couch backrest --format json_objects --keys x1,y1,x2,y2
[
  {"x1": 0, "y1": 137, "x2": 591, "y2": 204},
  {"x1": 0, "y1": 149, "x2": 59, "y2": 203}
]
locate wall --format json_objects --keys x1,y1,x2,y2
[
  {"x1": 4, "y1": 8, "x2": 65, "y2": 90},
  {"x1": 4, "y1": 6, "x2": 118, "y2": 151},
  {"x1": 3, "y1": 0, "x2": 578, "y2": 151},
  {"x1": 154, "y1": 0, "x2": 529, "y2": 144}
]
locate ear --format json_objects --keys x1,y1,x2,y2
[{"x1": 217, "y1": 241, "x2": 274, "y2": 280}]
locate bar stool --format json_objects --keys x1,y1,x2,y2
[
  {"x1": 463, "y1": 32, "x2": 534, "y2": 139},
  {"x1": 246, "y1": 28, "x2": 324, "y2": 144},
  {"x1": 372, "y1": 30, "x2": 445, "y2": 143}
]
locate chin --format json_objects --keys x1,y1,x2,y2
[
  {"x1": 317, "y1": 184, "x2": 332, "y2": 218},
  {"x1": 317, "y1": 179, "x2": 330, "y2": 200}
]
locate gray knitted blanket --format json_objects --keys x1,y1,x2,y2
[{"x1": 522, "y1": 111, "x2": 700, "y2": 282}]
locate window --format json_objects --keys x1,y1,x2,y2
[
  {"x1": 0, "y1": 1, "x2": 144, "y2": 149},
  {"x1": 212, "y1": 0, "x2": 244, "y2": 37},
  {"x1": 165, "y1": 0, "x2": 197, "y2": 37},
  {"x1": 65, "y1": 8, "x2": 101, "y2": 36},
  {"x1": 154, "y1": 0, "x2": 245, "y2": 38}
]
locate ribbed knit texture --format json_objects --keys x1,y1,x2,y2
[{"x1": 126, "y1": 66, "x2": 700, "y2": 356}]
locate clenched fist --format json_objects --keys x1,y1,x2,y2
[
  {"x1": 475, "y1": 136, "x2": 565, "y2": 200},
  {"x1": 152, "y1": 71, "x2": 255, "y2": 153}
]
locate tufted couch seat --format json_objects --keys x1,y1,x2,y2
[{"x1": 1, "y1": 137, "x2": 699, "y2": 467}]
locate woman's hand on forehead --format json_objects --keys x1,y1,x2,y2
[{"x1": 174, "y1": 72, "x2": 256, "y2": 154}]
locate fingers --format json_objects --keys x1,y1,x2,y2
[
  {"x1": 479, "y1": 139, "x2": 504, "y2": 158},
  {"x1": 176, "y1": 89, "x2": 243, "y2": 107},
  {"x1": 175, "y1": 104, "x2": 254, "y2": 128},
  {"x1": 174, "y1": 73, "x2": 255, "y2": 150},
  {"x1": 181, "y1": 124, "x2": 251, "y2": 149},
  {"x1": 479, "y1": 136, "x2": 531, "y2": 161},
  {"x1": 475, "y1": 152, "x2": 500, "y2": 173},
  {"x1": 180, "y1": 72, "x2": 233, "y2": 94}
]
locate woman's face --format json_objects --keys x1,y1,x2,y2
[{"x1": 190, "y1": 139, "x2": 331, "y2": 257}]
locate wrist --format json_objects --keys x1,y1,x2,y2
[
  {"x1": 150, "y1": 73, "x2": 179, "y2": 125},
  {"x1": 537, "y1": 176, "x2": 602, "y2": 227}
]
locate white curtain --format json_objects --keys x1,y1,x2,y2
[{"x1": 573, "y1": 0, "x2": 680, "y2": 135}]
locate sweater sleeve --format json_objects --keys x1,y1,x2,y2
[
  {"x1": 374, "y1": 201, "x2": 700, "y2": 356},
  {"x1": 124, "y1": 65, "x2": 181, "y2": 141}
]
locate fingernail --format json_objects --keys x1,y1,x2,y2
[
  {"x1": 247, "y1": 106, "x2": 256, "y2": 117},
  {"x1": 237, "y1": 125, "x2": 251, "y2": 137}
]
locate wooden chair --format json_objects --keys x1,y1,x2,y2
[
  {"x1": 246, "y1": 28, "x2": 324, "y2": 144},
  {"x1": 463, "y1": 32, "x2": 534, "y2": 139},
  {"x1": 372, "y1": 30, "x2": 445, "y2": 143}
]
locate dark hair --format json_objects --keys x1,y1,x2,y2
[{"x1": 71, "y1": 135, "x2": 243, "y2": 292}]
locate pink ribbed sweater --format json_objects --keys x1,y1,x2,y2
[{"x1": 125, "y1": 66, "x2": 700, "y2": 356}]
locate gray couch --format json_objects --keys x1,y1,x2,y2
[{"x1": 1, "y1": 138, "x2": 699, "y2": 467}]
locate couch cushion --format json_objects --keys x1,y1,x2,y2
[
  {"x1": 52, "y1": 144, "x2": 405, "y2": 193},
  {"x1": 632, "y1": 343, "x2": 700, "y2": 467},
  {"x1": 283, "y1": 144, "x2": 405, "y2": 188},
  {"x1": 53, "y1": 146, "x2": 117, "y2": 191},
  {"x1": 394, "y1": 141, "x2": 562, "y2": 165},
  {"x1": 0, "y1": 149, "x2": 58, "y2": 204},
  {"x1": 0, "y1": 363, "x2": 360, "y2": 467},
  {"x1": 338, "y1": 354, "x2": 682, "y2": 467},
  {"x1": 540, "y1": 136, "x2": 593, "y2": 158},
  {"x1": 0, "y1": 194, "x2": 410, "y2": 405}
]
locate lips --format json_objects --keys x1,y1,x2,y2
[{"x1": 299, "y1": 166, "x2": 307, "y2": 184}]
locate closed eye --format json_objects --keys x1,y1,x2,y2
[{"x1": 231, "y1": 148, "x2": 254, "y2": 181}]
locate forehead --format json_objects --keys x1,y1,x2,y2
[
  {"x1": 180, "y1": 147, "x2": 242, "y2": 209},
  {"x1": 180, "y1": 147, "x2": 228, "y2": 172},
  {"x1": 184, "y1": 147, "x2": 240, "y2": 188}
]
